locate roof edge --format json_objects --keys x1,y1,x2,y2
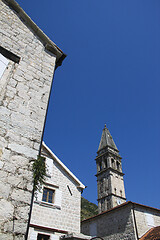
[
  {"x1": 131, "y1": 201, "x2": 160, "y2": 213},
  {"x1": 3, "y1": 0, "x2": 66, "y2": 66},
  {"x1": 42, "y1": 142, "x2": 85, "y2": 190},
  {"x1": 30, "y1": 224, "x2": 68, "y2": 234},
  {"x1": 97, "y1": 145, "x2": 119, "y2": 154},
  {"x1": 140, "y1": 226, "x2": 160, "y2": 240},
  {"x1": 82, "y1": 201, "x2": 131, "y2": 222},
  {"x1": 81, "y1": 201, "x2": 160, "y2": 222}
]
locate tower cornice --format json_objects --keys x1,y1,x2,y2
[
  {"x1": 95, "y1": 148, "x2": 122, "y2": 160},
  {"x1": 97, "y1": 145, "x2": 119, "y2": 155},
  {"x1": 95, "y1": 167, "x2": 125, "y2": 177},
  {"x1": 97, "y1": 194, "x2": 126, "y2": 201}
]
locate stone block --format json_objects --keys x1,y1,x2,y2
[
  {"x1": 15, "y1": 205, "x2": 30, "y2": 220},
  {"x1": 14, "y1": 220, "x2": 27, "y2": 234},
  {"x1": 0, "y1": 181, "x2": 11, "y2": 199},
  {"x1": 0, "y1": 199, "x2": 14, "y2": 220},
  {"x1": 8, "y1": 143, "x2": 37, "y2": 159},
  {"x1": 10, "y1": 188, "x2": 31, "y2": 204},
  {"x1": 0, "y1": 160, "x2": 4, "y2": 169},
  {"x1": 0, "y1": 233, "x2": 13, "y2": 240}
]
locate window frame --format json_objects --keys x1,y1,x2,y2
[
  {"x1": 37, "y1": 233, "x2": 50, "y2": 240},
  {"x1": 42, "y1": 187, "x2": 55, "y2": 204},
  {"x1": 34, "y1": 183, "x2": 62, "y2": 209}
]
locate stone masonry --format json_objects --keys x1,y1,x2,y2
[
  {"x1": 0, "y1": 0, "x2": 65, "y2": 239},
  {"x1": 96, "y1": 125, "x2": 126, "y2": 213},
  {"x1": 81, "y1": 203, "x2": 137, "y2": 240},
  {"x1": 133, "y1": 203, "x2": 160, "y2": 239},
  {"x1": 81, "y1": 202, "x2": 160, "y2": 240},
  {"x1": 29, "y1": 143, "x2": 85, "y2": 239}
]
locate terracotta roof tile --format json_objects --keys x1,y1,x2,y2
[{"x1": 140, "y1": 226, "x2": 160, "y2": 240}]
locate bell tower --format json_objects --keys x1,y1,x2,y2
[{"x1": 96, "y1": 124, "x2": 126, "y2": 213}]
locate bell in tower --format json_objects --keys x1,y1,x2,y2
[{"x1": 96, "y1": 124, "x2": 126, "y2": 213}]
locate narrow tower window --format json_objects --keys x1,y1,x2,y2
[
  {"x1": 111, "y1": 158, "x2": 115, "y2": 168},
  {"x1": 116, "y1": 161, "x2": 120, "y2": 170},
  {"x1": 105, "y1": 158, "x2": 108, "y2": 168},
  {"x1": 99, "y1": 162, "x2": 102, "y2": 171}
]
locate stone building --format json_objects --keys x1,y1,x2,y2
[
  {"x1": 0, "y1": 0, "x2": 66, "y2": 239},
  {"x1": 96, "y1": 124, "x2": 126, "y2": 213},
  {"x1": 81, "y1": 201, "x2": 160, "y2": 240},
  {"x1": 29, "y1": 142, "x2": 85, "y2": 240},
  {"x1": 81, "y1": 125, "x2": 160, "y2": 240}
]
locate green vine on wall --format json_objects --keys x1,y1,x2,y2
[{"x1": 32, "y1": 155, "x2": 46, "y2": 191}]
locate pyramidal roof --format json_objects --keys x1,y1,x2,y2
[{"x1": 98, "y1": 124, "x2": 118, "y2": 151}]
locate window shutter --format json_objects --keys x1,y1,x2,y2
[
  {"x1": 0, "y1": 53, "x2": 9, "y2": 78},
  {"x1": 54, "y1": 189, "x2": 62, "y2": 208}
]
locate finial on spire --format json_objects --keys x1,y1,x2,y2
[{"x1": 104, "y1": 124, "x2": 107, "y2": 128}]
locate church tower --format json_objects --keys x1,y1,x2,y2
[{"x1": 96, "y1": 124, "x2": 126, "y2": 213}]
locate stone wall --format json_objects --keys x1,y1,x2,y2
[
  {"x1": 81, "y1": 202, "x2": 160, "y2": 240},
  {"x1": 81, "y1": 204, "x2": 137, "y2": 240},
  {"x1": 133, "y1": 204, "x2": 160, "y2": 239},
  {"x1": 0, "y1": 1, "x2": 58, "y2": 239},
  {"x1": 29, "y1": 149, "x2": 82, "y2": 239}
]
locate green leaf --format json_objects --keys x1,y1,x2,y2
[{"x1": 32, "y1": 155, "x2": 46, "y2": 191}]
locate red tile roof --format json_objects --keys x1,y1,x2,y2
[{"x1": 140, "y1": 226, "x2": 160, "y2": 240}]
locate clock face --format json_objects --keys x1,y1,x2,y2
[{"x1": 117, "y1": 199, "x2": 122, "y2": 205}]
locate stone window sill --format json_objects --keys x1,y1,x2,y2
[{"x1": 34, "y1": 200, "x2": 61, "y2": 210}]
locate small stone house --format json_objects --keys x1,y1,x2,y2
[
  {"x1": 29, "y1": 142, "x2": 85, "y2": 240},
  {"x1": 0, "y1": 0, "x2": 65, "y2": 239},
  {"x1": 81, "y1": 201, "x2": 160, "y2": 240}
]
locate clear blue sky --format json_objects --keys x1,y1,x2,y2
[{"x1": 16, "y1": 0, "x2": 160, "y2": 208}]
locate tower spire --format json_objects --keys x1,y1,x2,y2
[
  {"x1": 98, "y1": 124, "x2": 118, "y2": 152},
  {"x1": 96, "y1": 125, "x2": 126, "y2": 213}
]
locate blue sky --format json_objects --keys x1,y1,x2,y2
[{"x1": 16, "y1": 0, "x2": 160, "y2": 208}]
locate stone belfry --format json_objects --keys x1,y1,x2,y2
[{"x1": 96, "y1": 124, "x2": 126, "y2": 213}]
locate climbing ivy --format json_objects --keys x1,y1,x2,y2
[{"x1": 32, "y1": 155, "x2": 46, "y2": 191}]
